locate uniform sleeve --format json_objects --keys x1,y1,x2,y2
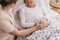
[
  {"x1": 19, "y1": 8, "x2": 35, "y2": 28},
  {"x1": 0, "y1": 19, "x2": 16, "y2": 33}
]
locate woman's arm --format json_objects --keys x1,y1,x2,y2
[
  {"x1": 0, "y1": 19, "x2": 40, "y2": 37},
  {"x1": 10, "y1": 26, "x2": 38, "y2": 36},
  {"x1": 49, "y1": 0, "x2": 60, "y2": 9},
  {"x1": 19, "y1": 9, "x2": 35, "y2": 28}
]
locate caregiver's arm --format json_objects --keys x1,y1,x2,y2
[
  {"x1": 35, "y1": 18, "x2": 48, "y2": 29},
  {"x1": 10, "y1": 26, "x2": 38, "y2": 36},
  {"x1": 0, "y1": 19, "x2": 40, "y2": 37},
  {"x1": 49, "y1": 0, "x2": 60, "y2": 9},
  {"x1": 19, "y1": 9, "x2": 35, "y2": 28}
]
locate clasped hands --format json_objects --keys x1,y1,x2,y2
[{"x1": 35, "y1": 18, "x2": 48, "y2": 30}]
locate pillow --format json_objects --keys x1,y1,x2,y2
[
  {"x1": 45, "y1": 0, "x2": 51, "y2": 8},
  {"x1": 35, "y1": 0, "x2": 51, "y2": 8},
  {"x1": 12, "y1": 0, "x2": 24, "y2": 16},
  {"x1": 16, "y1": 0, "x2": 24, "y2": 7}
]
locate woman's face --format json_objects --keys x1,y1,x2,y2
[
  {"x1": 10, "y1": 3, "x2": 16, "y2": 8},
  {"x1": 25, "y1": 0, "x2": 35, "y2": 7}
]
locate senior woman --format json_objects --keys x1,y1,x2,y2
[
  {"x1": 16, "y1": 0, "x2": 60, "y2": 40},
  {"x1": 0, "y1": 0, "x2": 47, "y2": 40}
]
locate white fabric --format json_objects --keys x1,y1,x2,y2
[
  {"x1": 35, "y1": 0, "x2": 60, "y2": 18},
  {"x1": 12, "y1": 0, "x2": 24, "y2": 16},
  {"x1": 45, "y1": 0, "x2": 51, "y2": 8},
  {"x1": 19, "y1": 4, "x2": 46, "y2": 28}
]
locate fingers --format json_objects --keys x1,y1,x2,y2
[
  {"x1": 35, "y1": 20, "x2": 48, "y2": 29},
  {"x1": 38, "y1": 22, "x2": 48, "y2": 29}
]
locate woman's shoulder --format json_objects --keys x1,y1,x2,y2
[
  {"x1": 0, "y1": 6, "x2": 4, "y2": 15},
  {"x1": 0, "y1": 10, "x2": 7, "y2": 20}
]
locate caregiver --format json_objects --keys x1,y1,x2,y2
[{"x1": 0, "y1": 0, "x2": 47, "y2": 40}]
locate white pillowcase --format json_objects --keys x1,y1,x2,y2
[
  {"x1": 12, "y1": 0, "x2": 24, "y2": 16},
  {"x1": 45, "y1": 0, "x2": 51, "y2": 8},
  {"x1": 16, "y1": 0, "x2": 24, "y2": 7}
]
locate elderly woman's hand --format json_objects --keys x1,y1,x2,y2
[
  {"x1": 35, "y1": 20, "x2": 48, "y2": 29},
  {"x1": 39, "y1": 21, "x2": 48, "y2": 29},
  {"x1": 40, "y1": 18, "x2": 48, "y2": 23}
]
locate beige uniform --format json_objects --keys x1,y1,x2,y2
[{"x1": 0, "y1": 9, "x2": 16, "y2": 40}]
